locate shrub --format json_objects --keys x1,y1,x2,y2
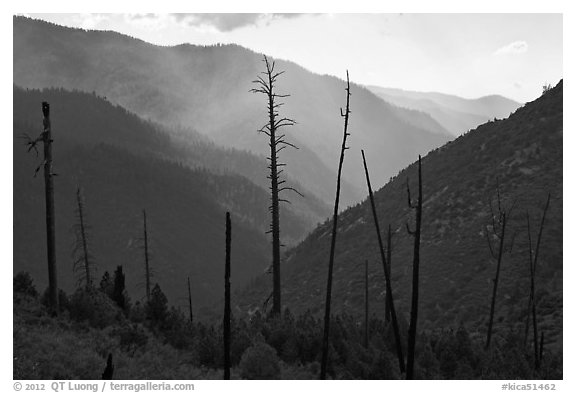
[
  {"x1": 69, "y1": 287, "x2": 121, "y2": 328},
  {"x1": 14, "y1": 271, "x2": 38, "y2": 297},
  {"x1": 41, "y1": 288, "x2": 70, "y2": 312},
  {"x1": 239, "y1": 341, "x2": 281, "y2": 379}
]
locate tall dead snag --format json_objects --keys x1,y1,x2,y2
[
  {"x1": 524, "y1": 193, "x2": 551, "y2": 369},
  {"x1": 102, "y1": 353, "x2": 114, "y2": 379},
  {"x1": 224, "y1": 212, "x2": 231, "y2": 380},
  {"x1": 187, "y1": 276, "x2": 194, "y2": 324},
  {"x1": 361, "y1": 150, "x2": 405, "y2": 375},
  {"x1": 485, "y1": 180, "x2": 515, "y2": 349},
  {"x1": 142, "y1": 209, "x2": 151, "y2": 303},
  {"x1": 251, "y1": 55, "x2": 300, "y2": 316},
  {"x1": 539, "y1": 331, "x2": 544, "y2": 364},
  {"x1": 405, "y1": 155, "x2": 423, "y2": 380},
  {"x1": 385, "y1": 224, "x2": 393, "y2": 322},
  {"x1": 22, "y1": 102, "x2": 58, "y2": 313},
  {"x1": 364, "y1": 259, "x2": 369, "y2": 349},
  {"x1": 320, "y1": 71, "x2": 351, "y2": 380},
  {"x1": 73, "y1": 187, "x2": 94, "y2": 288}
]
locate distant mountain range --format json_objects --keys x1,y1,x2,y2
[
  {"x1": 13, "y1": 16, "x2": 454, "y2": 208},
  {"x1": 367, "y1": 85, "x2": 522, "y2": 136},
  {"x1": 235, "y1": 81, "x2": 562, "y2": 349}
]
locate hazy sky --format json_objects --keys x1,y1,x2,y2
[{"x1": 27, "y1": 13, "x2": 562, "y2": 103}]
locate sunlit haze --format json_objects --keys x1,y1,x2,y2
[{"x1": 27, "y1": 13, "x2": 562, "y2": 103}]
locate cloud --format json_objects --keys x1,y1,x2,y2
[
  {"x1": 170, "y1": 13, "x2": 303, "y2": 32},
  {"x1": 493, "y1": 41, "x2": 529, "y2": 56},
  {"x1": 124, "y1": 14, "x2": 166, "y2": 30},
  {"x1": 72, "y1": 13, "x2": 110, "y2": 29}
]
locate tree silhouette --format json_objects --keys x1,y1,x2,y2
[
  {"x1": 224, "y1": 212, "x2": 231, "y2": 380},
  {"x1": 112, "y1": 265, "x2": 127, "y2": 311},
  {"x1": 251, "y1": 55, "x2": 301, "y2": 316},
  {"x1": 320, "y1": 71, "x2": 352, "y2": 380},
  {"x1": 485, "y1": 179, "x2": 516, "y2": 349},
  {"x1": 20, "y1": 101, "x2": 58, "y2": 314},
  {"x1": 524, "y1": 193, "x2": 551, "y2": 369},
  {"x1": 406, "y1": 155, "x2": 423, "y2": 380},
  {"x1": 72, "y1": 187, "x2": 95, "y2": 288},
  {"x1": 361, "y1": 149, "x2": 405, "y2": 374}
]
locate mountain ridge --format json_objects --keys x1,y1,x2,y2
[
  {"x1": 367, "y1": 85, "x2": 522, "y2": 136},
  {"x1": 13, "y1": 15, "x2": 451, "y2": 207}
]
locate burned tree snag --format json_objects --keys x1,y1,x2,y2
[
  {"x1": 485, "y1": 180, "x2": 515, "y2": 349},
  {"x1": 224, "y1": 212, "x2": 231, "y2": 380},
  {"x1": 364, "y1": 259, "x2": 369, "y2": 349},
  {"x1": 526, "y1": 213, "x2": 539, "y2": 368},
  {"x1": 524, "y1": 193, "x2": 551, "y2": 369},
  {"x1": 385, "y1": 224, "x2": 392, "y2": 322},
  {"x1": 188, "y1": 276, "x2": 194, "y2": 324},
  {"x1": 73, "y1": 187, "x2": 94, "y2": 288},
  {"x1": 320, "y1": 71, "x2": 351, "y2": 380},
  {"x1": 251, "y1": 55, "x2": 300, "y2": 317},
  {"x1": 406, "y1": 155, "x2": 423, "y2": 380},
  {"x1": 361, "y1": 149, "x2": 406, "y2": 375},
  {"x1": 143, "y1": 209, "x2": 151, "y2": 303},
  {"x1": 102, "y1": 353, "x2": 114, "y2": 380},
  {"x1": 22, "y1": 102, "x2": 58, "y2": 313}
]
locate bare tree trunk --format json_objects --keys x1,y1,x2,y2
[
  {"x1": 406, "y1": 155, "x2": 423, "y2": 380},
  {"x1": 224, "y1": 212, "x2": 231, "y2": 380},
  {"x1": 526, "y1": 213, "x2": 539, "y2": 368},
  {"x1": 102, "y1": 353, "x2": 114, "y2": 380},
  {"x1": 539, "y1": 331, "x2": 544, "y2": 364},
  {"x1": 526, "y1": 193, "x2": 550, "y2": 369},
  {"x1": 385, "y1": 224, "x2": 392, "y2": 322},
  {"x1": 143, "y1": 209, "x2": 151, "y2": 303},
  {"x1": 361, "y1": 149, "x2": 406, "y2": 375},
  {"x1": 188, "y1": 276, "x2": 193, "y2": 324},
  {"x1": 484, "y1": 180, "x2": 515, "y2": 350},
  {"x1": 486, "y1": 215, "x2": 507, "y2": 349},
  {"x1": 251, "y1": 56, "x2": 299, "y2": 317},
  {"x1": 42, "y1": 102, "x2": 58, "y2": 314},
  {"x1": 75, "y1": 187, "x2": 92, "y2": 288},
  {"x1": 364, "y1": 259, "x2": 369, "y2": 349},
  {"x1": 320, "y1": 71, "x2": 351, "y2": 380}
]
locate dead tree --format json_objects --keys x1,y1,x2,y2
[
  {"x1": 187, "y1": 276, "x2": 194, "y2": 324},
  {"x1": 72, "y1": 187, "x2": 95, "y2": 288},
  {"x1": 539, "y1": 331, "x2": 544, "y2": 364},
  {"x1": 21, "y1": 102, "x2": 58, "y2": 314},
  {"x1": 364, "y1": 259, "x2": 369, "y2": 349},
  {"x1": 485, "y1": 180, "x2": 516, "y2": 349},
  {"x1": 524, "y1": 193, "x2": 551, "y2": 369},
  {"x1": 142, "y1": 209, "x2": 151, "y2": 303},
  {"x1": 320, "y1": 71, "x2": 352, "y2": 380},
  {"x1": 102, "y1": 353, "x2": 114, "y2": 379},
  {"x1": 224, "y1": 212, "x2": 231, "y2": 380},
  {"x1": 251, "y1": 55, "x2": 301, "y2": 316},
  {"x1": 361, "y1": 149, "x2": 405, "y2": 374},
  {"x1": 385, "y1": 224, "x2": 393, "y2": 322},
  {"x1": 405, "y1": 155, "x2": 423, "y2": 380}
]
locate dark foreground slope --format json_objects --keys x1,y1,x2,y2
[{"x1": 236, "y1": 81, "x2": 563, "y2": 350}]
